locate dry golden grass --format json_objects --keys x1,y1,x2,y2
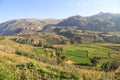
[
  {"x1": 0, "y1": 36, "x2": 38, "y2": 59},
  {"x1": 0, "y1": 50, "x2": 31, "y2": 64},
  {"x1": 63, "y1": 64, "x2": 116, "y2": 80},
  {"x1": 78, "y1": 69, "x2": 115, "y2": 80}
]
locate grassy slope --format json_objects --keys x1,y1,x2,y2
[
  {"x1": 0, "y1": 36, "x2": 119, "y2": 80},
  {"x1": 0, "y1": 37, "x2": 81, "y2": 80}
]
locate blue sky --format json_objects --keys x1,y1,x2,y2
[{"x1": 0, "y1": 0, "x2": 120, "y2": 23}]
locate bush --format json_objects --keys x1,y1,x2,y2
[
  {"x1": 15, "y1": 50, "x2": 35, "y2": 59},
  {"x1": 15, "y1": 50, "x2": 23, "y2": 55},
  {"x1": 90, "y1": 57, "x2": 101, "y2": 66},
  {"x1": 101, "y1": 59, "x2": 120, "y2": 72}
]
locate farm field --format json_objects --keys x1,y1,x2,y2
[
  {"x1": 34, "y1": 43, "x2": 119, "y2": 65},
  {"x1": 62, "y1": 44, "x2": 118, "y2": 64}
]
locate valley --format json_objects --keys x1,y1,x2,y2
[{"x1": 0, "y1": 12, "x2": 120, "y2": 80}]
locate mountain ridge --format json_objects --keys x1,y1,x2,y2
[
  {"x1": 0, "y1": 12, "x2": 120, "y2": 36},
  {"x1": 0, "y1": 18, "x2": 61, "y2": 35}
]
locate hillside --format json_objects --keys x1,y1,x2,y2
[
  {"x1": 0, "y1": 36, "x2": 120, "y2": 80},
  {"x1": 0, "y1": 18, "x2": 60, "y2": 35},
  {"x1": 0, "y1": 36, "x2": 81, "y2": 80}
]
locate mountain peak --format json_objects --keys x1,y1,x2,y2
[{"x1": 91, "y1": 12, "x2": 120, "y2": 19}]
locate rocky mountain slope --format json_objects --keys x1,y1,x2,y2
[
  {"x1": 0, "y1": 18, "x2": 60, "y2": 35},
  {"x1": 0, "y1": 12, "x2": 120, "y2": 36},
  {"x1": 54, "y1": 12, "x2": 120, "y2": 32},
  {"x1": 0, "y1": 12, "x2": 120, "y2": 44}
]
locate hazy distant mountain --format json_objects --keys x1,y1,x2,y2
[
  {"x1": 56, "y1": 13, "x2": 120, "y2": 32},
  {"x1": 0, "y1": 12, "x2": 120, "y2": 36},
  {"x1": 0, "y1": 18, "x2": 60, "y2": 35},
  {"x1": 90, "y1": 12, "x2": 120, "y2": 19}
]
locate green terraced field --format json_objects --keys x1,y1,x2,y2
[{"x1": 63, "y1": 44, "x2": 117, "y2": 64}]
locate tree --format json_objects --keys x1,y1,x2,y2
[
  {"x1": 55, "y1": 47, "x2": 66, "y2": 65},
  {"x1": 90, "y1": 57, "x2": 101, "y2": 66},
  {"x1": 86, "y1": 51, "x2": 101, "y2": 66}
]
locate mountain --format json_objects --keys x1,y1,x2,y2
[
  {"x1": 0, "y1": 12, "x2": 120, "y2": 44},
  {"x1": 41, "y1": 13, "x2": 120, "y2": 44},
  {"x1": 1, "y1": 12, "x2": 120, "y2": 35},
  {"x1": 90, "y1": 12, "x2": 120, "y2": 19},
  {"x1": 0, "y1": 18, "x2": 60, "y2": 35},
  {"x1": 56, "y1": 13, "x2": 120, "y2": 32}
]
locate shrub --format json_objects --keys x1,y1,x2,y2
[
  {"x1": 15, "y1": 50, "x2": 23, "y2": 55},
  {"x1": 90, "y1": 57, "x2": 101, "y2": 66},
  {"x1": 101, "y1": 59, "x2": 120, "y2": 72}
]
